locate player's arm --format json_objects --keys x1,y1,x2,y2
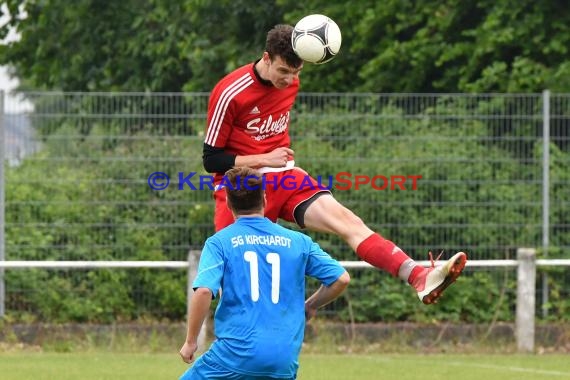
[
  {"x1": 203, "y1": 143, "x2": 294, "y2": 173},
  {"x1": 179, "y1": 287, "x2": 212, "y2": 363},
  {"x1": 305, "y1": 271, "x2": 350, "y2": 321},
  {"x1": 304, "y1": 239, "x2": 350, "y2": 321}
]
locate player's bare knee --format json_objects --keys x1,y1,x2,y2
[
  {"x1": 332, "y1": 208, "x2": 367, "y2": 241},
  {"x1": 341, "y1": 208, "x2": 365, "y2": 228}
]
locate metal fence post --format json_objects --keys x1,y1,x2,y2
[
  {"x1": 516, "y1": 248, "x2": 536, "y2": 353},
  {"x1": 187, "y1": 250, "x2": 207, "y2": 349},
  {"x1": 0, "y1": 90, "x2": 5, "y2": 318},
  {"x1": 541, "y1": 89, "x2": 550, "y2": 319}
]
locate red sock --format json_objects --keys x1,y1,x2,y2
[
  {"x1": 408, "y1": 266, "x2": 425, "y2": 286},
  {"x1": 355, "y1": 233, "x2": 411, "y2": 277}
]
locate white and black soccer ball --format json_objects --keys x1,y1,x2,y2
[{"x1": 291, "y1": 14, "x2": 342, "y2": 64}]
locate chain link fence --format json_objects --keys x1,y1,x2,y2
[{"x1": 1, "y1": 91, "x2": 569, "y2": 322}]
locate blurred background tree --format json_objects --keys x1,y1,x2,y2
[{"x1": 2, "y1": 0, "x2": 570, "y2": 93}]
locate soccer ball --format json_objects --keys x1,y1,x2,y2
[{"x1": 291, "y1": 14, "x2": 342, "y2": 64}]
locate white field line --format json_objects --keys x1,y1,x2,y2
[
  {"x1": 446, "y1": 361, "x2": 570, "y2": 377},
  {"x1": 360, "y1": 356, "x2": 570, "y2": 378}
]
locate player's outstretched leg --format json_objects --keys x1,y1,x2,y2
[
  {"x1": 410, "y1": 251, "x2": 467, "y2": 305},
  {"x1": 355, "y1": 233, "x2": 467, "y2": 305},
  {"x1": 299, "y1": 195, "x2": 467, "y2": 304}
]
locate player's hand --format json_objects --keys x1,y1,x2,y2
[
  {"x1": 264, "y1": 147, "x2": 294, "y2": 167},
  {"x1": 179, "y1": 341, "x2": 198, "y2": 364},
  {"x1": 305, "y1": 303, "x2": 317, "y2": 322}
]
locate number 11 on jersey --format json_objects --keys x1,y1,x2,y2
[{"x1": 244, "y1": 251, "x2": 281, "y2": 304}]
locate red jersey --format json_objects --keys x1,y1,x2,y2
[
  {"x1": 205, "y1": 63, "x2": 330, "y2": 232},
  {"x1": 204, "y1": 62, "x2": 298, "y2": 162}
]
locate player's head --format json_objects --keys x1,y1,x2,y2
[
  {"x1": 261, "y1": 24, "x2": 303, "y2": 89},
  {"x1": 224, "y1": 167, "x2": 265, "y2": 216},
  {"x1": 266, "y1": 24, "x2": 303, "y2": 68}
]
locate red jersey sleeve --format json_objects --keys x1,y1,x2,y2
[{"x1": 204, "y1": 71, "x2": 255, "y2": 148}]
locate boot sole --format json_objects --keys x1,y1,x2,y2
[{"x1": 421, "y1": 252, "x2": 467, "y2": 305}]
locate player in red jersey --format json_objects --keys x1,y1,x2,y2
[{"x1": 203, "y1": 24, "x2": 467, "y2": 304}]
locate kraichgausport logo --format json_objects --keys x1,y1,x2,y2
[{"x1": 147, "y1": 172, "x2": 422, "y2": 191}]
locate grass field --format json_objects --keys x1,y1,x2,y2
[{"x1": 0, "y1": 352, "x2": 569, "y2": 380}]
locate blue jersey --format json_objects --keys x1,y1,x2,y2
[{"x1": 192, "y1": 216, "x2": 345, "y2": 378}]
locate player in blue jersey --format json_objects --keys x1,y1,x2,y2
[{"x1": 179, "y1": 166, "x2": 350, "y2": 380}]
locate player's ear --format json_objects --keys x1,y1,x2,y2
[
  {"x1": 262, "y1": 192, "x2": 267, "y2": 208},
  {"x1": 262, "y1": 51, "x2": 271, "y2": 65}
]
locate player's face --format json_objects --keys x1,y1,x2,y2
[{"x1": 265, "y1": 54, "x2": 303, "y2": 89}]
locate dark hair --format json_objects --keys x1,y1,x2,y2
[
  {"x1": 265, "y1": 24, "x2": 303, "y2": 68},
  {"x1": 225, "y1": 167, "x2": 264, "y2": 215}
]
